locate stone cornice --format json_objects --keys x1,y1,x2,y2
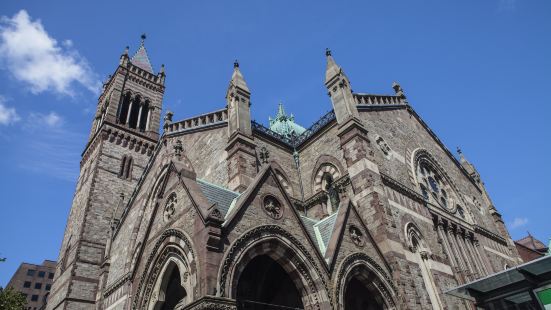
[{"x1": 474, "y1": 225, "x2": 508, "y2": 245}]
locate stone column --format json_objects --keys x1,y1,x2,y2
[
  {"x1": 126, "y1": 98, "x2": 134, "y2": 126},
  {"x1": 437, "y1": 219, "x2": 464, "y2": 284},
  {"x1": 446, "y1": 225, "x2": 469, "y2": 282},
  {"x1": 136, "y1": 103, "x2": 143, "y2": 130}
]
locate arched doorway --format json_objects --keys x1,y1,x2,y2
[
  {"x1": 344, "y1": 277, "x2": 384, "y2": 310},
  {"x1": 236, "y1": 255, "x2": 304, "y2": 309},
  {"x1": 152, "y1": 261, "x2": 187, "y2": 310}
]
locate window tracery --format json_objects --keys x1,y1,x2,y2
[{"x1": 415, "y1": 157, "x2": 469, "y2": 221}]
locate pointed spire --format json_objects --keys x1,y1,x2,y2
[
  {"x1": 229, "y1": 59, "x2": 249, "y2": 93},
  {"x1": 130, "y1": 34, "x2": 154, "y2": 73},
  {"x1": 457, "y1": 147, "x2": 480, "y2": 182},
  {"x1": 325, "y1": 48, "x2": 342, "y2": 84},
  {"x1": 119, "y1": 46, "x2": 130, "y2": 66},
  {"x1": 277, "y1": 102, "x2": 286, "y2": 118}
]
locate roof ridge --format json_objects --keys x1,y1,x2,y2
[{"x1": 197, "y1": 178, "x2": 240, "y2": 195}]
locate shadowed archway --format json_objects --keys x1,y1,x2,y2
[
  {"x1": 236, "y1": 255, "x2": 303, "y2": 310},
  {"x1": 151, "y1": 261, "x2": 187, "y2": 310},
  {"x1": 344, "y1": 277, "x2": 384, "y2": 310}
]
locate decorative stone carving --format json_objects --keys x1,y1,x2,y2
[
  {"x1": 258, "y1": 146, "x2": 270, "y2": 164},
  {"x1": 163, "y1": 193, "x2": 177, "y2": 222},
  {"x1": 375, "y1": 136, "x2": 391, "y2": 156},
  {"x1": 349, "y1": 225, "x2": 364, "y2": 247},
  {"x1": 173, "y1": 140, "x2": 183, "y2": 159},
  {"x1": 262, "y1": 195, "x2": 283, "y2": 220}
]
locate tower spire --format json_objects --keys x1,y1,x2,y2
[
  {"x1": 130, "y1": 34, "x2": 154, "y2": 73},
  {"x1": 229, "y1": 59, "x2": 249, "y2": 93},
  {"x1": 324, "y1": 49, "x2": 359, "y2": 123}
]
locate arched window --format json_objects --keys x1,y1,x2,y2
[
  {"x1": 406, "y1": 223, "x2": 443, "y2": 310},
  {"x1": 138, "y1": 100, "x2": 150, "y2": 131},
  {"x1": 415, "y1": 157, "x2": 467, "y2": 220},
  {"x1": 117, "y1": 92, "x2": 132, "y2": 125},
  {"x1": 119, "y1": 155, "x2": 133, "y2": 180},
  {"x1": 313, "y1": 163, "x2": 340, "y2": 193},
  {"x1": 236, "y1": 255, "x2": 303, "y2": 309},
  {"x1": 128, "y1": 96, "x2": 141, "y2": 129}
]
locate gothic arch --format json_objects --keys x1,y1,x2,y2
[
  {"x1": 133, "y1": 229, "x2": 197, "y2": 310},
  {"x1": 123, "y1": 163, "x2": 171, "y2": 273},
  {"x1": 312, "y1": 155, "x2": 344, "y2": 193},
  {"x1": 270, "y1": 161, "x2": 295, "y2": 197},
  {"x1": 335, "y1": 253, "x2": 397, "y2": 310},
  {"x1": 404, "y1": 222, "x2": 443, "y2": 310},
  {"x1": 409, "y1": 148, "x2": 468, "y2": 216},
  {"x1": 218, "y1": 225, "x2": 331, "y2": 310}
]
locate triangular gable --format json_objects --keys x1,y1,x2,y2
[
  {"x1": 131, "y1": 45, "x2": 154, "y2": 73},
  {"x1": 224, "y1": 164, "x2": 330, "y2": 271},
  {"x1": 322, "y1": 199, "x2": 393, "y2": 274}
]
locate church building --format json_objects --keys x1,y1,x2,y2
[{"x1": 46, "y1": 37, "x2": 522, "y2": 310}]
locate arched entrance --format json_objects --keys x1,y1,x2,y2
[
  {"x1": 236, "y1": 255, "x2": 304, "y2": 309},
  {"x1": 151, "y1": 261, "x2": 187, "y2": 310},
  {"x1": 344, "y1": 276, "x2": 384, "y2": 310},
  {"x1": 336, "y1": 253, "x2": 397, "y2": 310}
]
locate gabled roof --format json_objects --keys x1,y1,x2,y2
[
  {"x1": 197, "y1": 179, "x2": 240, "y2": 217},
  {"x1": 131, "y1": 44, "x2": 154, "y2": 73},
  {"x1": 299, "y1": 213, "x2": 338, "y2": 255},
  {"x1": 516, "y1": 234, "x2": 548, "y2": 251}
]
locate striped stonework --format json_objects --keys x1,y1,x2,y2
[
  {"x1": 133, "y1": 229, "x2": 197, "y2": 310},
  {"x1": 218, "y1": 225, "x2": 332, "y2": 310},
  {"x1": 335, "y1": 253, "x2": 398, "y2": 310},
  {"x1": 313, "y1": 164, "x2": 341, "y2": 193}
]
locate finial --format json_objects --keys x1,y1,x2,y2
[
  {"x1": 160, "y1": 64, "x2": 165, "y2": 74},
  {"x1": 234, "y1": 59, "x2": 239, "y2": 68},
  {"x1": 325, "y1": 48, "x2": 332, "y2": 56},
  {"x1": 456, "y1": 147, "x2": 462, "y2": 156},
  {"x1": 124, "y1": 46, "x2": 129, "y2": 55},
  {"x1": 140, "y1": 33, "x2": 146, "y2": 45}
]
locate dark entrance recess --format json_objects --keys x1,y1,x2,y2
[
  {"x1": 159, "y1": 265, "x2": 187, "y2": 310},
  {"x1": 344, "y1": 277, "x2": 384, "y2": 310},
  {"x1": 236, "y1": 255, "x2": 304, "y2": 310}
]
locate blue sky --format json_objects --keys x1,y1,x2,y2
[{"x1": 0, "y1": 0, "x2": 550, "y2": 285}]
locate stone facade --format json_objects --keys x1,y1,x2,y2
[{"x1": 47, "y1": 41, "x2": 522, "y2": 310}]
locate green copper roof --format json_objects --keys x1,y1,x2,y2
[{"x1": 269, "y1": 103, "x2": 306, "y2": 138}]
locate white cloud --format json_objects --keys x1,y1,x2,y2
[
  {"x1": 0, "y1": 96, "x2": 20, "y2": 125},
  {"x1": 499, "y1": 0, "x2": 516, "y2": 11},
  {"x1": 0, "y1": 10, "x2": 100, "y2": 96},
  {"x1": 510, "y1": 217, "x2": 528, "y2": 229},
  {"x1": 28, "y1": 111, "x2": 63, "y2": 128}
]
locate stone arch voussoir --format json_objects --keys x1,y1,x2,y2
[
  {"x1": 335, "y1": 252, "x2": 398, "y2": 310},
  {"x1": 218, "y1": 225, "x2": 332, "y2": 310},
  {"x1": 133, "y1": 229, "x2": 197, "y2": 310}
]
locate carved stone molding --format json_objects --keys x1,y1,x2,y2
[
  {"x1": 335, "y1": 253, "x2": 397, "y2": 309},
  {"x1": 218, "y1": 225, "x2": 331, "y2": 309},
  {"x1": 349, "y1": 225, "x2": 365, "y2": 248},
  {"x1": 262, "y1": 195, "x2": 283, "y2": 220},
  {"x1": 133, "y1": 229, "x2": 196, "y2": 310}
]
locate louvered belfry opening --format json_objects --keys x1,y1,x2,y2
[{"x1": 236, "y1": 255, "x2": 304, "y2": 310}]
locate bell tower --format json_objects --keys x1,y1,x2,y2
[{"x1": 47, "y1": 35, "x2": 165, "y2": 310}]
